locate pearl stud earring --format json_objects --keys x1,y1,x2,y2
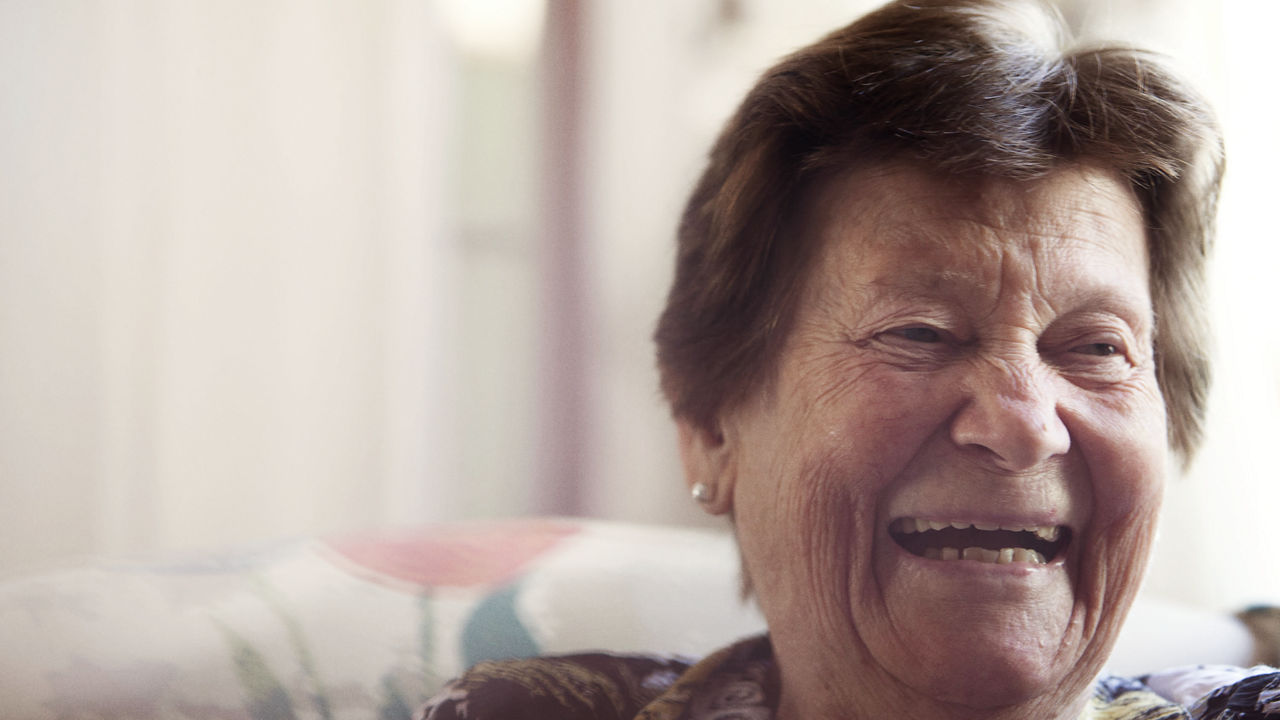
[{"x1": 691, "y1": 482, "x2": 714, "y2": 504}]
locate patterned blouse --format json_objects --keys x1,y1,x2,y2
[{"x1": 419, "y1": 635, "x2": 1280, "y2": 720}]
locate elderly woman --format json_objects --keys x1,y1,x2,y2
[{"x1": 424, "y1": 1, "x2": 1278, "y2": 718}]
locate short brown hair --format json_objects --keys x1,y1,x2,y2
[{"x1": 654, "y1": 0, "x2": 1223, "y2": 464}]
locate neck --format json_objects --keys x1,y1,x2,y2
[{"x1": 771, "y1": 657, "x2": 1095, "y2": 720}]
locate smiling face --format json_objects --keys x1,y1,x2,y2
[{"x1": 679, "y1": 163, "x2": 1168, "y2": 719}]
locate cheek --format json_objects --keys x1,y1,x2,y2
[
  {"x1": 733, "y1": 436, "x2": 878, "y2": 637},
  {"x1": 752, "y1": 371, "x2": 953, "y2": 525},
  {"x1": 1089, "y1": 449, "x2": 1165, "y2": 592},
  {"x1": 1080, "y1": 389, "x2": 1168, "y2": 533},
  {"x1": 732, "y1": 371, "x2": 955, "y2": 629},
  {"x1": 1069, "y1": 387, "x2": 1168, "y2": 641},
  {"x1": 801, "y1": 362, "x2": 957, "y2": 457}
]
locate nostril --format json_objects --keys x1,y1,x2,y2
[{"x1": 950, "y1": 393, "x2": 1069, "y2": 471}]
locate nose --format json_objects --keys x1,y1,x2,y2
[{"x1": 949, "y1": 358, "x2": 1070, "y2": 472}]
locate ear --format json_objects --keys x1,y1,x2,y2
[{"x1": 676, "y1": 416, "x2": 737, "y2": 515}]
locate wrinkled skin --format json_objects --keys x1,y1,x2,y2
[{"x1": 679, "y1": 164, "x2": 1167, "y2": 720}]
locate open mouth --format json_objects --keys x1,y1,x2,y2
[{"x1": 889, "y1": 518, "x2": 1071, "y2": 565}]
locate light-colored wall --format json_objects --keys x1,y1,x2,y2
[{"x1": 0, "y1": 0, "x2": 460, "y2": 573}]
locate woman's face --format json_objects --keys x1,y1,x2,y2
[{"x1": 681, "y1": 164, "x2": 1166, "y2": 718}]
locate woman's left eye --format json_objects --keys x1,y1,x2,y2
[{"x1": 1072, "y1": 342, "x2": 1120, "y2": 357}]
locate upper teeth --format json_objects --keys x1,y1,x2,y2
[{"x1": 895, "y1": 518, "x2": 1060, "y2": 542}]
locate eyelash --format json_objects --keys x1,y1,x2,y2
[
  {"x1": 879, "y1": 325, "x2": 1133, "y2": 365},
  {"x1": 895, "y1": 326, "x2": 944, "y2": 343},
  {"x1": 1071, "y1": 342, "x2": 1121, "y2": 357}
]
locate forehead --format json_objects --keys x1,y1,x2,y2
[{"x1": 799, "y1": 163, "x2": 1149, "y2": 297}]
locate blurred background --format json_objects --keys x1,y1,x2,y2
[{"x1": 1, "y1": 0, "x2": 1276, "y2": 613}]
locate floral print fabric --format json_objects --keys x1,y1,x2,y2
[{"x1": 421, "y1": 635, "x2": 1280, "y2": 720}]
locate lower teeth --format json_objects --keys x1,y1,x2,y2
[{"x1": 921, "y1": 547, "x2": 1046, "y2": 564}]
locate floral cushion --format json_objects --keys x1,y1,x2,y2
[{"x1": 0, "y1": 519, "x2": 764, "y2": 719}]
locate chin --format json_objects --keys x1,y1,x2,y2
[
  {"x1": 908, "y1": 639, "x2": 1086, "y2": 711},
  {"x1": 887, "y1": 572, "x2": 1135, "y2": 716}
]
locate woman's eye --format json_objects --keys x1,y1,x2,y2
[
  {"x1": 1073, "y1": 342, "x2": 1120, "y2": 357},
  {"x1": 898, "y1": 326, "x2": 942, "y2": 343}
]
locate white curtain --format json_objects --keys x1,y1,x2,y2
[{"x1": 0, "y1": 0, "x2": 458, "y2": 574}]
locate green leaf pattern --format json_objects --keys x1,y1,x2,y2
[{"x1": 218, "y1": 577, "x2": 541, "y2": 719}]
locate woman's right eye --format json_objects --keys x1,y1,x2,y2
[
  {"x1": 870, "y1": 324, "x2": 955, "y2": 368},
  {"x1": 892, "y1": 326, "x2": 943, "y2": 343}
]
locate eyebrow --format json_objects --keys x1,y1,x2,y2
[
  {"x1": 852, "y1": 270, "x2": 1154, "y2": 332},
  {"x1": 1064, "y1": 289, "x2": 1156, "y2": 334},
  {"x1": 859, "y1": 268, "x2": 987, "y2": 301}
]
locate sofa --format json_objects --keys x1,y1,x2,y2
[{"x1": 0, "y1": 518, "x2": 1263, "y2": 719}]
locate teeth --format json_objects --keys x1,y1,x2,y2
[
  {"x1": 893, "y1": 517, "x2": 1061, "y2": 540},
  {"x1": 962, "y1": 547, "x2": 999, "y2": 563},
  {"x1": 1016, "y1": 548, "x2": 1047, "y2": 564}
]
